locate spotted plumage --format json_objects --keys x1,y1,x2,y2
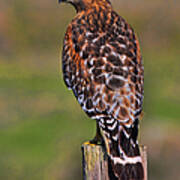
[{"x1": 60, "y1": 0, "x2": 144, "y2": 179}]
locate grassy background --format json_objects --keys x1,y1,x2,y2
[{"x1": 0, "y1": 0, "x2": 180, "y2": 179}]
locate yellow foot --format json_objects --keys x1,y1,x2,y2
[
  {"x1": 83, "y1": 141, "x2": 101, "y2": 147},
  {"x1": 89, "y1": 136, "x2": 102, "y2": 145}
]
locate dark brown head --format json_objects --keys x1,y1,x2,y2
[{"x1": 59, "y1": 0, "x2": 111, "y2": 12}]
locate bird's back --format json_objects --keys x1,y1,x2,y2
[{"x1": 62, "y1": 1, "x2": 144, "y2": 179}]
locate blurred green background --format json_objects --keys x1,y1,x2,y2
[{"x1": 0, "y1": 0, "x2": 180, "y2": 179}]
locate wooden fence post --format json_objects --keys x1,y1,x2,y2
[{"x1": 82, "y1": 142, "x2": 147, "y2": 180}]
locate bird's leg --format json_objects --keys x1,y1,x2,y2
[{"x1": 89, "y1": 121, "x2": 102, "y2": 145}]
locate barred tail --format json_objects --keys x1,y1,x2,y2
[{"x1": 99, "y1": 118, "x2": 144, "y2": 180}]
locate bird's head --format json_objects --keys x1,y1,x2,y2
[{"x1": 58, "y1": 0, "x2": 111, "y2": 12}]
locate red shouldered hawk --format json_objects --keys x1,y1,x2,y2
[{"x1": 59, "y1": 0, "x2": 144, "y2": 179}]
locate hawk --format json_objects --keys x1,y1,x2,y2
[{"x1": 59, "y1": 0, "x2": 144, "y2": 179}]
